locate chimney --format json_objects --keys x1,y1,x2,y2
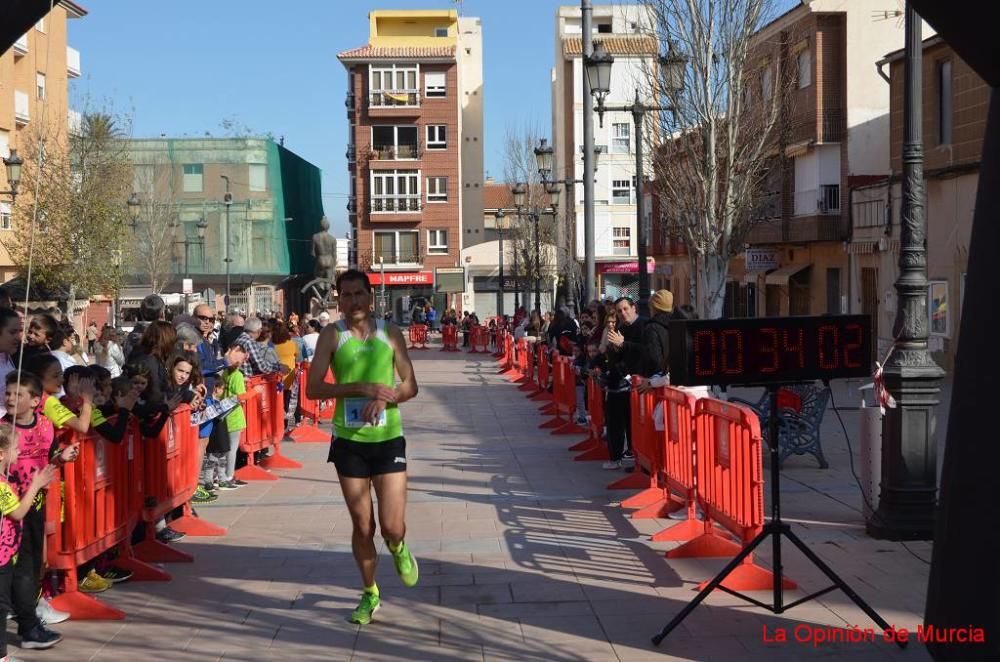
[{"x1": 485, "y1": 175, "x2": 495, "y2": 185}]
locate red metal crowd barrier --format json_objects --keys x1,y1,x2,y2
[
  {"x1": 687, "y1": 398, "x2": 795, "y2": 591},
  {"x1": 468, "y1": 325, "x2": 490, "y2": 353},
  {"x1": 408, "y1": 323, "x2": 429, "y2": 350},
  {"x1": 541, "y1": 355, "x2": 586, "y2": 436},
  {"x1": 573, "y1": 375, "x2": 609, "y2": 461},
  {"x1": 290, "y1": 361, "x2": 333, "y2": 442},
  {"x1": 235, "y1": 381, "x2": 276, "y2": 482},
  {"x1": 259, "y1": 373, "x2": 304, "y2": 471},
  {"x1": 440, "y1": 323, "x2": 460, "y2": 352},
  {"x1": 516, "y1": 339, "x2": 536, "y2": 391}
]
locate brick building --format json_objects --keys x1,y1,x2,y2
[{"x1": 338, "y1": 10, "x2": 483, "y2": 321}]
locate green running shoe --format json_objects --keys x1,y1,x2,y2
[
  {"x1": 390, "y1": 540, "x2": 419, "y2": 587},
  {"x1": 350, "y1": 591, "x2": 381, "y2": 625}
]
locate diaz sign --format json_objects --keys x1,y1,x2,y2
[{"x1": 746, "y1": 249, "x2": 779, "y2": 272}]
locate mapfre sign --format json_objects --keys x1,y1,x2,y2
[
  {"x1": 745, "y1": 249, "x2": 779, "y2": 272},
  {"x1": 368, "y1": 271, "x2": 434, "y2": 286}
]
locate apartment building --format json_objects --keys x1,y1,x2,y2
[
  {"x1": 127, "y1": 138, "x2": 325, "y2": 317},
  {"x1": 338, "y1": 9, "x2": 483, "y2": 320},
  {"x1": 551, "y1": 4, "x2": 659, "y2": 301},
  {"x1": 736, "y1": 0, "x2": 908, "y2": 318},
  {"x1": 848, "y1": 37, "x2": 987, "y2": 371},
  {"x1": 0, "y1": 1, "x2": 86, "y2": 282}
]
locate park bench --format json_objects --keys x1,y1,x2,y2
[{"x1": 730, "y1": 383, "x2": 831, "y2": 469}]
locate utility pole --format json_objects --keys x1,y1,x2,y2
[{"x1": 581, "y1": 0, "x2": 596, "y2": 307}]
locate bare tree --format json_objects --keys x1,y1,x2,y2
[
  {"x1": 5, "y1": 109, "x2": 135, "y2": 315},
  {"x1": 645, "y1": 0, "x2": 790, "y2": 318},
  {"x1": 131, "y1": 164, "x2": 181, "y2": 294},
  {"x1": 502, "y1": 123, "x2": 571, "y2": 312}
]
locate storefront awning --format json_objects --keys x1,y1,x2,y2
[{"x1": 765, "y1": 263, "x2": 811, "y2": 286}]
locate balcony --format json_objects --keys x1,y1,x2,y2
[
  {"x1": 368, "y1": 90, "x2": 421, "y2": 117},
  {"x1": 14, "y1": 91, "x2": 30, "y2": 125},
  {"x1": 793, "y1": 185, "x2": 840, "y2": 216},
  {"x1": 13, "y1": 34, "x2": 28, "y2": 56},
  {"x1": 68, "y1": 108, "x2": 82, "y2": 135},
  {"x1": 66, "y1": 46, "x2": 81, "y2": 77},
  {"x1": 745, "y1": 215, "x2": 848, "y2": 244},
  {"x1": 369, "y1": 144, "x2": 421, "y2": 161},
  {"x1": 370, "y1": 196, "x2": 421, "y2": 214},
  {"x1": 346, "y1": 196, "x2": 357, "y2": 214},
  {"x1": 345, "y1": 91, "x2": 356, "y2": 119},
  {"x1": 346, "y1": 144, "x2": 356, "y2": 164}
]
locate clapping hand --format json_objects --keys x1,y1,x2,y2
[{"x1": 60, "y1": 442, "x2": 81, "y2": 463}]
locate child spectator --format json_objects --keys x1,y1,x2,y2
[
  {"x1": 0, "y1": 423, "x2": 60, "y2": 652},
  {"x1": 3, "y1": 372, "x2": 80, "y2": 632},
  {"x1": 24, "y1": 354, "x2": 92, "y2": 435},
  {"x1": 21, "y1": 314, "x2": 58, "y2": 363},
  {"x1": 87, "y1": 366, "x2": 136, "y2": 444},
  {"x1": 212, "y1": 344, "x2": 249, "y2": 491}
]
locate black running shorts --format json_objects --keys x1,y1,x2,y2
[{"x1": 328, "y1": 436, "x2": 407, "y2": 478}]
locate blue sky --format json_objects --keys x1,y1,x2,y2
[{"x1": 69, "y1": 0, "x2": 798, "y2": 237}]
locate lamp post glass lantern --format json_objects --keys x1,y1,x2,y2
[
  {"x1": 586, "y1": 41, "x2": 614, "y2": 128},
  {"x1": 3, "y1": 150, "x2": 23, "y2": 196}
]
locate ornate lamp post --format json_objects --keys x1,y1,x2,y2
[
  {"x1": 588, "y1": 41, "x2": 686, "y2": 317},
  {"x1": 1, "y1": 150, "x2": 23, "y2": 199},
  {"x1": 173, "y1": 216, "x2": 209, "y2": 312},
  {"x1": 869, "y1": 2, "x2": 945, "y2": 541}
]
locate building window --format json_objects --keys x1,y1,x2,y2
[
  {"x1": 426, "y1": 124, "x2": 447, "y2": 150},
  {"x1": 434, "y1": 27, "x2": 448, "y2": 37},
  {"x1": 425, "y1": 71, "x2": 446, "y2": 98},
  {"x1": 371, "y1": 170, "x2": 420, "y2": 213},
  {"x1": 797, "y1": 49, "x2": 811, "y2": 88},
  {"x1": 36, "y1": 72, "x2": 45, "y2": 101},
  {"x1": 372, "y1": 125, "x2": 419, "y2": 159},
  {"x1": 374, "y1": 230, "x2": 420, "y2": 264},
  {"x1": 427, "y1": 176, "x2": 448, "y2": 203},
  {"x1": 938, "y1": 60, "x2": 953, "y2": 145},
  {"x1": 427, "y1": 229, "x2": 448, "y2": 254},
  {"x1": 0, "y1": 202, "x2": 11, "y2": 230},
  {"x1": 761, "y1": 66, "x2": 773, "y2": 100},
  {"x1": 612, "y1": 179, "x2": 633, "y2": 205},
  {"x1": 928, "y1": 280, "x2": 949, "y2": 337},
  {"x1": 182, "y1": 164, "x2": 203, "y2": 192},
  {"x1": 370, "y1": 64, "x2": 419, "y2": 107},
  {"x1": 611, "y1": 123, "x2": 630, "y2": 153},
  {"x1": 612, "y1": 226, "x2": 631, "y2": 256},
  {"x1": 249, "y1": 164, "x2": 267, "y2": 192}
]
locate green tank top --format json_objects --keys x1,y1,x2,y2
[{"x1": 331, "y1": 319, "x2": 402, "y2": 442}]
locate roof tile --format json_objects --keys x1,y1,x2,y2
[
  {"x1": 337, "y1": 45, "x2": 456, "y2": 60},
  {"x1": 563, "y1": 35, "x2": 659, "y2": 57}
]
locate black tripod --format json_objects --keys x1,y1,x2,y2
[{"x1": 652, "y1": 384, "x2": 904, "y2": 648}]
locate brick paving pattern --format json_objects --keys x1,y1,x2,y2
[{"x1": 18, "y1": 351, "x2": 937, "y2": 660}]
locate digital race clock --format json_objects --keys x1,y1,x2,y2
[{"x1": 669, "y1": 315, "x2": 872, "y2": 387}]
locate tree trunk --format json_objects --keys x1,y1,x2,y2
[
  {"x1": 696, "y1": 253, "x2": 728, "y2": 320},
  {"x1": 67, "y1": 283, "x2": 77, "y2": 331}
]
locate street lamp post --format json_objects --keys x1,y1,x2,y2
[
  {"x1": 588, "y1": 41, "x2": 687, "y2": 318},
  {"x1": 494, "y1": 209, "x2": 506, "y2": 318},
  {"x1": 221, "y1": 175, "x2": 233, "y2": 312},
  {"x1": 513, "y1": 182, "x2": 562, "y2": 316},
  {"x1": 869, "y1": 3, "x2": 944, "y2": 541},
  {"x1": 115, "y1": 192, "x2": 142, "y2": 328},
  {"x1": 581, "y1": 0, "x2": 596, "y2": 306},
  {"x1": 173, "y1": 217, "x2": 209, "y2": 313},
  {"x1": 1, "y1": 150, "x2": 23, "y2": 199}
]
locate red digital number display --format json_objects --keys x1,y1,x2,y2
[{"x1": 670, "y1": 315, "x2": 872, "y2": 387}]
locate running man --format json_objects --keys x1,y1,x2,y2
[{"x1": 307, "y1": 269, "x2": 419, "y2": 625}]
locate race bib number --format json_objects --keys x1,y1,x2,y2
[{"x1": 344, "y1": 398, "x2": 387, "y2": 428}]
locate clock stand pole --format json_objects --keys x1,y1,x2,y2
[{"x1": 652, "y1": 384, "x2": 900, "y2": 648}]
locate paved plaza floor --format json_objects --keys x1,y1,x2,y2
[{"x1": 16, "y1": 349, "x2": 940, "y2": 660}]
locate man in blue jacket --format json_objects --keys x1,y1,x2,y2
[{"x1": 194, "y1": 304, "x2": 238, "y2": 389}]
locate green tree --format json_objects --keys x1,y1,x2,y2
[{"x1": 4, "y1": 109, "x2": 134, "y2": 314}]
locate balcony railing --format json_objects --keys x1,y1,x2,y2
[
  {"x1": 14, "y1": 34, "x2": 28, "y2": 55},
  {"x1": 787, "y1": 215, "x2": 849, "y2": 242},
  {"x1": 853, "y1": 198, "x2": 889, "y2": 229},
  {"x1": 793, "y1": 185, "x2": 840, "y2": 216},
  {"x1": 371, "y1": 251, "x2": 421, "y2": 266},
  {"x1": 370, "y1": 144, "x2": 421, "y2": 160},
  {"x1": 346, "y1": 196, "x2": 357, "y2": 214},
  {"x1": 14, "y1": 91, "x2": 29, "y2": 124},
  {"x1": 345, "y1": 92, "x2": 356, "y2": 112},
  {"x1": 369, "y1": 90, "x2": 420, "y2": 108},
  {"x1": 752, "y1": 191, "x2": 782, "y2": 221},
  {"x1": 346, "y1": 144, "x2": 356, "y2": 163},
  {"x1": 66, "y1": 46, "x2": 81, "y2": 77},
  {"x1": 370, "y1": 196, "x2": 421, "y2": 213}
]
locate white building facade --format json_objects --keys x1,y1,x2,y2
[{"x1": 551, "y1": 4, "x2": 658, "y2": 300}]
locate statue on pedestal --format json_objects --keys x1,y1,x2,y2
[{"x1": 302, "y1": 216, "x2": 338, "y2": 311}]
